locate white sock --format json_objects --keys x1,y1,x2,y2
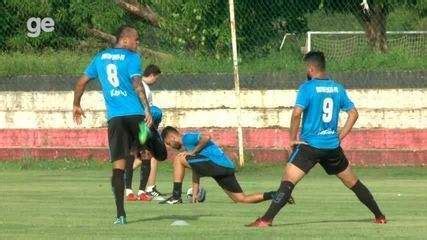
[
  {"x1": 125, "y1": 188, "x2": 134, "y2": 196},
  {"x1": 137, "y1": 190, "x2": 145, "y2": 196},
  {"x1": 146, "y1": 185, "x2": 155, "y2": 192}
]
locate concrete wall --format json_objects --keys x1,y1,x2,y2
[
  {"x1": 1, "y1": 89, "x2": 426, "y2": 128},
  {"x1": 1, "y1": 89, "x2": 426, "y2": 165}
]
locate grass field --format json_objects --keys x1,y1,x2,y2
[{"x1": 1, "y1": 160, "x2": 426, "y2": 240}]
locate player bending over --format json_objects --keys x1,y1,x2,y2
[
  {"x1": 159, "y1": 126, "x2": 294, "y2": 205},
  {"x1": 73, "y1": 25, "x2": 166, "y2": 225},
  {"x1": 247, "y1": 51, "x2": 386, "y2": 227},
  {"x1": 125, "y1": 64, "x2": 166, "y2": 202}
]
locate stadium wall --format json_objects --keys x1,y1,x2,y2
[{"x1": 0, "y1": 89, "x2": 426, "y2": 165}]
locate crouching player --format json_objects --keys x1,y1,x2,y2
[
  {"x1": 125, "y1": 65, "x2": 166, "y2": 201},
  {"x1": 159, "y1": 126, "x2": 295, "y2": 205}
]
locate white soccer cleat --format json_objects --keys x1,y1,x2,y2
[{"x1": 146, "y1": 185, "x2": 166, "y2": 201}]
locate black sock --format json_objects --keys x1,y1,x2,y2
[
  {"x1": 172, "y1": 182, "x2": 182, "y2": 199},
  {"x1": 351, "y1": 180, "x2": 384, "y2": 218},
  {"x1": 262, "y1": 181, "x2": 295, "y2": 221},
  {"x1": 263, "y1": 191, "x2": 277, "y2": 200},
  {"x1": 139, "y1": 160, "x2": 151, "y2": 191},
  {"x1": 124, "y1": 156, "x2": 134, "y2": 189},
  {"x1": 111, "y1": 169, "x2": 126, "y2": 218}
]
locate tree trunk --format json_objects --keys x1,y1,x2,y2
[
  {"x1": 353, "y1": 3, "x2": 388, "y2": 53},
  {"x1": 115, "y1": 0, "x2": 160, "y2": 28}
]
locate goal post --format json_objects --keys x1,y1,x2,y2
[{"x1": 228, "y1": 0, "x2": 245, "y2": 167}]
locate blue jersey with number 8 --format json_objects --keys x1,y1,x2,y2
[
  {"x1": 295, "y1": 78, "x2": 355, "y2": 149},
  {"x1": 84, "y1": 48, "x2": 144, "y2": 120}
]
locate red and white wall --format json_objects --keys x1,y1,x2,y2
[{"x1": 0, "y1": 89, "x2": 426, "y2": 165}]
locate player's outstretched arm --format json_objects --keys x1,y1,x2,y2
[
  {"x1": 339, "y1": 108, "x2": 359, "y2": 141},
  {"x1": 132, "y1": 76, "x2": 153, "y2": 127},
  {"x1": 73, "y1": 75, "x2": 90, "y2": 125}
]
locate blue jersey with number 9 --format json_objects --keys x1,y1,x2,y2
[
  {"x1": 84, "y1": 48, "x2": 145, "y2": 120},
  {"x1": 295, "y1": 78, "x2": 355, "y2": 149}
]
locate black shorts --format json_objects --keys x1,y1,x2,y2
[
  {"x1": 288, "y1": 144, "x2": 349, "y2": 175},
  {"x1": 187, "y1": 156, "x2": 243, "y2": 193},
  {"x1": 143, "y1": 128, "x2": 167, "y2": 161},
  {"x1": 107, "y1": 115, "x2": 167, "y2": 162}
]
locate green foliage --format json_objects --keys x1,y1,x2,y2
[
  {"x1": 149, "y1": 0, "x2": 231, "y2": 57},
  {"x1": 234, "y1": 0, "x2": 318, "y2": 56},
  {"x1": 387, "y1": 7, "x2": 424, "y2": 30},
  {"x1": 307, "y1": 11, "x2": 363, "y2": 31},
  {"x1": 0, "y1": 0, "x2": 424, "y2": 71}
]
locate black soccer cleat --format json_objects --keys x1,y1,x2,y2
[{"x1": 159, "y1": 196, "x2": 183, "y2": 205}]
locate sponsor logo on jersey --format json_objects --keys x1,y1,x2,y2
[
  {"x1": 101, "y1": 53, "x2": 125, "y2": 61},
  {"x1": 318, "y1": 128, "x2": 336, "y2": 135},
  {"x1": 316, "y1": 86, "x2": 339, "y2": 93},
  {"x1": 110, "y1": 89, "x2": 128, "y2": 97}
]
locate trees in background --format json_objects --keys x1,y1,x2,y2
[{"x1": 0, "y1": 0, "x2": 425, "y2": 56}]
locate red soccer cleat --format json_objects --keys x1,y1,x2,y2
[
  {"x1": 374, "y1": 215, "x2": 387, "y2": 224},
  {"x1": 126, "y1": 193, "x2": 138, "y2": 201},
  {"x1": 138, "y1": 192, "x2": 153, "y2": 202},
  {"x1": 246, "y1": 217, "x2": 273, "y2": 228}
]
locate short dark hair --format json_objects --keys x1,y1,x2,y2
[
  {"x1": 303, "y1": 51, "x2": 326, "y2": 70},
  {"x1": 115, "y1": 25, "x2": 137, "y2": 43},
  {"x1": 161, "y1": 126, "x2": 179, "y2": 140},
  {"x1": 143, "y1": 64, "x2": 161, "y2": 77}
]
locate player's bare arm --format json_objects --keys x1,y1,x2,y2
[
  {"x1": 179, "y1": 134, "x2": 211, "y2": 157},
  {"x1": 288, "y1": 107, "x2": 305, "y2": 151},
  {"x1": 72, "y1": 75, "x2": 90, "y2": 125},
  {"x1": 339, "y1": 108, "x2": 359, "y2": 140},
  {"x1": 132, "y1": 76, "x2": 153, "y2": 127}
]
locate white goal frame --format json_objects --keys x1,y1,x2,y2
[{"x1": 306, "y1": 31, "x2": 427, "y2": 52}]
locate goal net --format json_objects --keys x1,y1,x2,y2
[{"x1": 306, "y1": 31, "x2": 427, "y2": 61}]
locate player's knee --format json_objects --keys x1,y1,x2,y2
[
  {"x1": 283, "y1": 164, "x2": 305, "y2": 184},
  {"x1": 112, "y1": 159, "x2": 126, "y2": 170},
  {"x1": 173, "y1": 156, "x2": 184, "y2": 167},
  {"x1": 346, "y1": 178, "x2": 359, "y2": 189},
  {"x1": 337, "y1": 168, "x2": 359, "y2": 188}
]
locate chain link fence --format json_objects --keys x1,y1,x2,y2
[{"x1": 0, "y1": 0, "x2": 426, "y2": 82}]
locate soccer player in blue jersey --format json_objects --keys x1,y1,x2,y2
[
  {"x1": 247, "y1": 51, "x2": 386, "y2": 227},
  {"x1": 72, "y1": 25, "x2": 166, "y2": 225},
  {"x1": 159, "y1": 126, "x2": 290, "y2": 205}
]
